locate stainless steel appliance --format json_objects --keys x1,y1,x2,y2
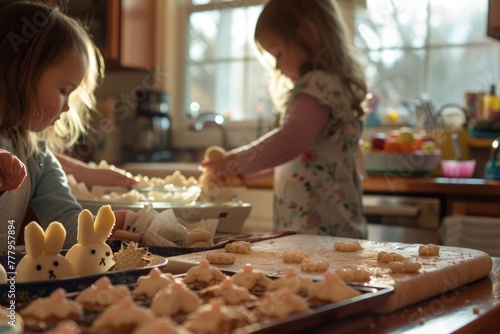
[
  {"x1": 364, "y1": 194, "x2": 442, "y2": 244},
  {"x1": 123, "y1": 90, "x2": 172, "y2": 162}
]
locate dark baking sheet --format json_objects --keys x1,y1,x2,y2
[
  {"x1": 18, "y1": 270, "x2": 394, "y2": 333},
  {"x1": 0, "y1": 252, "x2": 168, "y2": 305},
  {"x1": 248, "y1": 284, "x2": 394, "y2": 333}
]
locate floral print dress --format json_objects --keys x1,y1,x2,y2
[{"x1": 273, "y1": 70, "x2": 367, "y2": 239}]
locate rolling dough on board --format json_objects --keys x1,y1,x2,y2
[{"x1": 164, "y1": 234, "x2": 493, "y2": 313}]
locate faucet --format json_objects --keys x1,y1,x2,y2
[{"x1": 191, "y1": 112, "x2": 228, "y2": 150}]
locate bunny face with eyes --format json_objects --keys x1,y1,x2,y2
[
  {"x1": 16, "y1": 222, "x2": 75, "y2": 282},
  {"x1": 65, "y1": 205, "x2": 116, "y2": 276}
]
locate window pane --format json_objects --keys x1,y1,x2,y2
[
  {"x1": 360, "y1": 49, "x2": 425, "y2": 113},
  {"x1": 185, "y1": 59, "x2": 271, "y2": 120},
  {"x1": 427, "y1": 45, "x2": 500, "y2": 108},
  {"x1": 354, "y1": 0, "x2": 428, "y2": 49},
  {"x1": 188, "y1": 6, "x2": 261, "y2": 61},
  {"x1": 186, "y1": 4, "x2": 267, "y2": 121},
  {"x1": 429, "y1": 0, "x2": 490, "y2": 44}
]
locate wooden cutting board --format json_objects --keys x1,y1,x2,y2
[{"x1": 163, "y1": 234, "x2": 493, "y2": 313}]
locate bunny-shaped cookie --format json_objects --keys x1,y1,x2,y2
[
  {"x1": 65, "y1": 205, "x2": 116, "y2": 276},
  {"x1": 16, "y1": 221, "x2": 75, "y2": 282}
]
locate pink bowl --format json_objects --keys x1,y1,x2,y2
[{"x1": 440, "y1": 160, "x2": 476, "y2": 178}]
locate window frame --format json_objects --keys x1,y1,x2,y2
[{"x1": 156, "y1": 0, "x2": 269, "y2": 150}]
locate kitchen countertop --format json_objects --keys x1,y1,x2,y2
[
  {"x1": 313, "y1": 256, "x2": 500, "y2": 333},
  {"x1": 247, "y1": 175, "x2": 500, "y2": 194},
  {"x1": 362, "y1": 175, "x2": 500, "y2": 196},
  {"x1": 121, "y1": 162, "x2": 500, "y2": 196}
]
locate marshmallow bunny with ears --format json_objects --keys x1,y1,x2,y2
[
  {"x1": 65, "y1": 205, "x2": 116, "y2": 276},
  {"x1": 16, "y1": 221, "x2": 75, "y2": 282}
]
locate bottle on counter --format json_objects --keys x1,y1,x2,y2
[{"x1": 483, "y1": 84, "x2": 500, "y2": 121}]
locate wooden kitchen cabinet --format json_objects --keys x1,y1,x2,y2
[
  {"x1": 362, "y1": 175, "x2": 500, "y2": 217},
  {"x1": 447, "y1": 196, "x2": 500, "y2": 217},
  {"x1": 64, "y1": 0, "x2": 155, "y2": 69}
]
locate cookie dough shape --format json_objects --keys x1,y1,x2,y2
[
  {"x1": 333, "y1": 241, "x2": 362, "y2": 252},
  {"x1": 301, "y1": 258, "x2": 329, "y2": 272},
  {"x1": 377, "y1": 251, "x2": 405, "y2": 263},
  {"x1": 282, "y1": 250, "x2": 310, "y2": 263},
  {"x1": 419, "y1": 244, "x2": 440, "y2": 256},
  {"x1": 206, "y1": 252, "x2": 236, "y2": 265},
  {"x1": 389, "y1": 261, "x2": 421, "y2": 273},
  {"x1": 225, "y1": 241, "x2": 252, "y2": 254}
]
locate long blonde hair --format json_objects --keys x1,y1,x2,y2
[
  {"x1": 254, "y1": 0, "x2": 367, "y2": 117},
  {"x1": 0, "y1": 1, "x2": 104, "y2": 158}
]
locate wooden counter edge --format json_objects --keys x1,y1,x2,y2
[{"x1": 245, "y1": 175, "x2": 500, "y2": 197}]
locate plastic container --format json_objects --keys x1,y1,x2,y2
[
  {"x1": 440, "y1": 160, "x2": 476, "y2": 178},
  {"x1": 485, "y1": 137, "x2": 500, "y2": 180},
  {"x1": 363, "y1": 151, "x2": 441, "y2": 176}
]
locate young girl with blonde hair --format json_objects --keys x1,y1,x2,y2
[
  {"x1": 0, "y1": 1, "x2": 125, "y2": 252},
  {"x1": 202, "y1": 0, "x2": 368, "y2": 238}
]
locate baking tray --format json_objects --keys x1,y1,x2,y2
[
  {"x1": 18, "y1": 270, "x2": 393, "y2": 333},
  {"x1": 0, "y1": 252, "x2": 168, "y2": 305},
  {"x1": 242, "y1": 283, "x2": 394, "y2": 334}
]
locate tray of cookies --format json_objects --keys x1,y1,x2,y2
[
  {"x1": 0, "y1": 246, "x2": 168, "y2": 306},
  {"x1": 14, "y1": 259, "x2": 394, "y2": 334}
]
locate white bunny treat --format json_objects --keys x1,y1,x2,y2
[
  {"x1": 65, "y1": 205, "x2": 116, "y2": 276},
  {"x1": 16, "y1": 222, "x2": 75, "y2": 282}
]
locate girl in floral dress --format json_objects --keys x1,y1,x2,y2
[{"x1": 201, "y1": 0, "x2": 368, "y2": 238}]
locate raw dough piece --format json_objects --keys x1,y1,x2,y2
[
  {"x1": 335, "y1": 266, "x2": 371, "y2": 282},
  {"x1": 225, "y1": 241, "x2": 252, "y2": 254},
  {"x1": 151, "y1": 282, "x2": 202, "y2": 316},
  {"x1": 91, "y1": 296, "x2": 154, "y2": 333},
  {"x1": 230, "y1": 263, "x2": 272, "y2": 290},
  {"x1": 301, "y1": 258, "x2": 329, "y2": 272},
  {"x1": 183, "y1": 299, "x2": 257, "y2": 333},
  {"x1": 282, "y1": 250, "x2": 310, "y2": 263},
  {"x1": 389, "y1": 261, "x2": 421, "y2": 273},
  {"x1": 20, "y1": 288, "x2": 83, "y2": 323},
  {"x1": 333, "y1": 241, "x2": 362, "y2": 252},
  {"x1": 185, "y1": 228, "x2": 212, "y2": 247},
  {"x1": 255, "y1": 288, "x2": 311, "y2": 318},
  {"x1": 419, "y1": 244, "x2": 440, "y2": 256},
  {"x1": 132, "y1": 267, "x2": 176, "y2": 298},
  {"x1": 308, "y1": 272, "x2": 361, "y2": 302},
  {"x1": 267, "y1": 267, "x2": 314, "y2": 294},
  {"x1": 377, "y1": 251, "x2": 405, "y2": 263},
  {"x1": 76, "y1": 276, "x2": 131, "y2": 310},
  {"x1": 200, "y1": 278, "x2": 257, "y2": 305},
  {"x1": 183, "y1": 259, "x2": 227, "y2": 284},
  {"x1": 206, "y1": 252, "x2": 236, "y2": 265}
]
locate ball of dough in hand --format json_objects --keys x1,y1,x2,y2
[{"x1": 204, "y1": 146, "x2": 225, "y2": 162}]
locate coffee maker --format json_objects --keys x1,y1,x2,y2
[{"x1": 123, "y1": 90, "x2": 172, "y2": 162}]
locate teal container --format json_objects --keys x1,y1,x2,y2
[{"x1": 484, "y1": 137, "x2": 500, "y2": 180}]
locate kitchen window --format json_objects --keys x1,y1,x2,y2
[
  {"x1": 356, "y1": 0, "x2": 500, "y2": 125},
  {"x1": 158, "y1": 0, "x2": 499, "y2": 148}
]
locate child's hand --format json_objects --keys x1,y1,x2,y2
[
  {"x1": 199, "y1": 154, "x2": 244, "y2": 187},
  {"x1": 0, "y1": 149, "x2": 27, "y2": 192}
]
